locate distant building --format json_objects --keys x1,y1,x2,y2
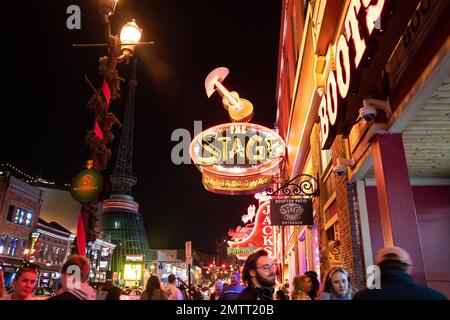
[
  {"x1": 30, "y1": 219, "x2": 75, "y2": 289},
  {"x1": 36, "y1": 185, "x2": 81, "y2": 235},
  {"x1": 86, "y1": 238, "x2": 116, "y2": 284},
  {"x1": 0, "y1": 171, "x2": 44, "y2": 287}
]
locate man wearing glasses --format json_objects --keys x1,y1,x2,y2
[
  {"x1": 237, "y1": 250, "x2": 276, "y2": 300},
  {"x1": 0, "y1": 263, "x2": 38, "y2": 300}
]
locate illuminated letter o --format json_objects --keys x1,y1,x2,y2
[
  {"x1": 336, "y1": 34, "x2": 351, "y2": 100},
  {"x1": 326, "y1": 71, "x2": 338, "y2": 126}
]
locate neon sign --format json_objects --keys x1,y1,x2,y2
[
  {"x1": 228, "y1": 201, "x2": 275, "y2": 260},
  {"x1": 190, "y1": 123, "x2": 285, "y2": 194},
  {"x1": 318, "y1": 0, "x2": 388, "y2": 149}
]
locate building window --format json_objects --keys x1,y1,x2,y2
[
  {"x1": 7, "y1": 237, "x2": 19, "y2": 256},
  {"x1": 0, "y1": 235, "x2": 8, "y2": 254},
  {"x1": 21, "y1": 239, "x2": 27, "y2": 255},
  {"x1": 25, "y1": 211, "x2": 33, "y2": 227},
  {"x1": 7, "y1": 205, "x2": 15, "y2": 222},
  {"x1": 114, "y1": 221, "x2": 120, "y2": 229},
  {"x1": 6, "y1": 205, "x2": 33, "y2": 228}
]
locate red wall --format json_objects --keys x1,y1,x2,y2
[{"x1": 365, "y1": 185, "x2": 450, "y2": 298}]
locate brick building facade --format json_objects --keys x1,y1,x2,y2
[{"x1": 275, "y1": 0, "x2": 450, "y2": 298}]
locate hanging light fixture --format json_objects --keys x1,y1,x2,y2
[{"x1": 120, "y1": 19, "x2": 143, "y2": 56}]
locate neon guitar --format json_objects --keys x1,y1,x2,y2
[{"x1": 205, "y1": 67, "x2": 254, "y2": 122}]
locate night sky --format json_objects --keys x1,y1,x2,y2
[{"x1": 0, "y1": 0, "x2": 281, "y2": 254}]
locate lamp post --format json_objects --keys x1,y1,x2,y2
[{"x1": 72, "y1": 0, "x2": 154, "y2": 247}]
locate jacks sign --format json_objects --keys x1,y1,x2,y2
[{"x1": 270, "y1": 198, "x2": 313, "y2": 226}]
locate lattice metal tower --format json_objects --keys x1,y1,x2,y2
[{"x1": 102, "y1": 58, "x2": 151, "y2": 280}]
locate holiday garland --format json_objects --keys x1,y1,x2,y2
[{"x1": 83, "y1": 41, "x2": 124, "y2": 241}]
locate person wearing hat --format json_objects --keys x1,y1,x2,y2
[{"x1": 353, "y1": 246, "x2": 447, "y2": 300}]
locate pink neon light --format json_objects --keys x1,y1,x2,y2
[{"x1": 228, "y1": 201, "x2": 275, "y2": 260}]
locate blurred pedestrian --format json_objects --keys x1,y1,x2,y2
[
  {"x1": 210, "y1": 280, "x2": 223, "y2": 300},
  {"x1": 103, "y1": 280, "x2": 121, "y2": 300},
  {"x1": 192, "y1": 286, "x2": 203, "y2": 300},
  {"x1": 0, "y1": 263, "x2": 38, "y2": 300},
  {"x1": 321, "y1": 266, "x2": 354, "y2": 300},
  {"x1": 291, "y1": 275, "x2": 312, "y2": 300},
  {"x1": 353, "y1": 246, "x2": 447, "y2": 300},
  {"x1": 164, "y1": 274, "x2": 183, "y2": 300},
  {"x1": 219, "y1": 272, "x2": 244, "y2": 300},
  {"x1": 141, "y1": 275, "x2": 168, "y2": 300},
  {"x1": 179, "y1": 283, "x2": 189, "y2": 300},
  {"x1": 304, "y1": 271, "x2": 320, "y2": 300},
  {"x1": 275, "y1": 289, "x2": 287, "y2": 300},
  {"x1": 47, "y1": 255, "x2": 96, "y2": 300},
  {"x1": 237, "y1": 250, "x2": 276, "y2": 300}
]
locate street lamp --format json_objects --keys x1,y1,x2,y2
[
  {"x1": 120, "y1": 19, "x2": 142, "y2": 56},
  {"x1": 71, "y1": 0, "x2": 154, "y2": 248}
]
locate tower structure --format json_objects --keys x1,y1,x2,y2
[{"x1": 102, "y1": 58, "x2": 150, "y2": 278}]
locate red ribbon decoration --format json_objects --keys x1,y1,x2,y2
[
  {"x1": 94, "y1": 120, "x2": 104, "y2": 140},
  {"x1": 102, "y1": 79, "x2": 111, "y2": 105},
  {"x1": 76, "y1": 210, "x2": 87, "y2": 256}
]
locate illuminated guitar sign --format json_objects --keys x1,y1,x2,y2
[
  {"x1": 189, "y1": 123, "x2": 285, "y2": 194},
  {"x1": 205, "y1": 67, "x2": 254, "y2": 122},
  {"x1": 227, "y1": 201, "x2": 275, "y2": 260}
]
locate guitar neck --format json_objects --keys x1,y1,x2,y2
[{"x1": 214, "y1": 81, "x2": 239, "y2": 106}]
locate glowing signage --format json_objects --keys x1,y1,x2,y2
[
  {"x1": 190, "y1": 123, "x2": 285, "y2": 194},
  {"x1": 123, "y1": 263, "x2": 143, "y2": 281},
  {"x1": 318, "y1": 0, "x2": 388, "y2": 149},
  {"x1": 70, "y1": 168, "x2": 103, "y2": 202},
  {"x1": 270, "y1": 198, "x2": 313, "y2": 226},
  {"x1": 228, "y1": 201, "x2": 275, "y2": 260}
]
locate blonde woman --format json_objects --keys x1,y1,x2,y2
[
  {"x1": 291, "y1": 275, "x2": 312, "y2": 300},
  {"x1": 321, "y1": 267, "x2": 354, "y2": 300}
]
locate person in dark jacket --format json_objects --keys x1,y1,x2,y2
[
  {"x1": 353, "y1": 246, "x2": 447, "y2": 300},
  {"x1": 47, "y1": 255, "x2": 97, "y2": 300},
  {"x1": 102, "y1": 280, "x2": 121, "y2": 300},
  {"x1": 237, "y1": 250, "x2": 276, "y2": 300},
  {"x1": 304, "y1": 271, "x2": 320, "y2": 300}
]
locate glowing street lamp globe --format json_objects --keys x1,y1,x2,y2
[{"x1": 120, "y1": 19, "x2": 142, "y2": 55}]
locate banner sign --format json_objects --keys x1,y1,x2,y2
[{"x1": 270, "y1": 198, "x2": 313, "y2": 226}]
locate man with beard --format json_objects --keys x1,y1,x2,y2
[{"x1": 237, "y1": 250, "x2": 276, "y2": 300}]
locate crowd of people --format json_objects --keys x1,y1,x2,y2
[{"x1": 0, "y1": 246, "x2": 447, "y2": 300}]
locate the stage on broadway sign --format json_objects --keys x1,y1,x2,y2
[{"x1": 270, "y1": 198, "x2": 313, "y2": 226}]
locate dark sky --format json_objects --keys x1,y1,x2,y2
[{"x1": 0, "y1": 0, "x2": 281, "y2": 254}]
